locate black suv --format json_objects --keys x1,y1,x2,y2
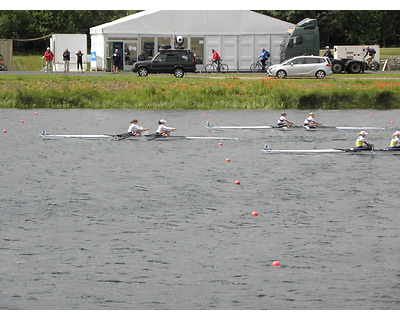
[{"x1": 132, "y1": 49, "x2": 196, "y2": 78}]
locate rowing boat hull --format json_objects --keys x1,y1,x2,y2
[
  {"x1": 262, "y1": 147, "x2": 400, "y2": 154},
  {"x1": 206, "y1": 124, "x2": 385, "y2": 131},
  {"x1": 39, "y1": 133, "x2": 238, "y2": 141}
]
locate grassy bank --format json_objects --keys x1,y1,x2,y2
[{"x1": 1, "y1": 75, "x2": 400, "y2": 110}]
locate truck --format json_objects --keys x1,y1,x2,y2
[{"x1": 280, "y1": 18, "x2": 376, "y2": 74}]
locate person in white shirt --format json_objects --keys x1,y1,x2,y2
[
  {"x1": 303, "y1": 113, "x2": 320, "y2": 128},
  {"x1": 156, "y1": 119, "x2": 177, "y2": 136},
  {"x1": 276, "y1": 113, "x2": 293, "y2": 128},
  {"x1": 127, "y1": 119, "x2": 148, "y2": 136}
]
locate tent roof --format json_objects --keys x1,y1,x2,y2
[{"x1": 90, "y1": 10, "x2": 292, "y2": 36}]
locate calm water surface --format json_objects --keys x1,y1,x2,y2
[{"x1": 1, "y1": 109, "x2": 400, "y2": 310}]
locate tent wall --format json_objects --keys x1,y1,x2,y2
[
  {"x1": 89, "y1": 11, "x2": 292, "y2": 72},
  {"x1": 50, "y1": 34, "x2": 87, "y2": 71}
]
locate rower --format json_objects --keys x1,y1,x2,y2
[
  {"x1": 276, "y1": 113, "x2": 293, "y2": 128},
  {"x1": 303, "y1": 112, "x2": 320, "y2": 129},
  {"x1": 389, "y1": 131, "x2": 400, "y2": 149},
  {"x1": 156, "y1": 119, "x2": 177, "y2": 136},
  {"x1": 355, "y1": 131, "x2": 374, "y2": 149},
  {"x1": 128, "y1": 119, "x2": 148, "y2": 136}
]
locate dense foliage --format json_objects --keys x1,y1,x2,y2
[
  {"x1": 0, "y1": 10, "x2": 399, "y2": 53},
  {"x1": 0, "y1": 10, "x2": 139, "y2": 53}
]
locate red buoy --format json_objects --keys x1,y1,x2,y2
[
  {"x1": 252, "y1": 211, "x2": 259, "y2": 216},
  {"x1": 225, "y1": 158, "x2": 231, "y2": 162},
  {"x1": 234, "y1": 180, "x2": 241, "y2": 185},
  {"x1": 272, "y1": 261, "x2": 281, "y2": 267},
  {"x1": 2, "y1": 130, "x2": 7, "y2": 133},
  {"x1": 20, "y1": 120, "x2": 24, "y2": 123}
]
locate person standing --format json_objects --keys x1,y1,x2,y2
[
  {"x1": 112, "y1": 49, "x2": 121, "y2": 74},
  {"x1": 42, "y1": 47, "x2": 54, "y2": 72},
  {"x1": 211, "y1": 49, "x2": 221, "y2": 72},
  {"x1": 63, "y1": 48, "x2": 70, "y2": 73},
  {"x1": 76, "y1": 50, "x2": 84, "y2": 72}
]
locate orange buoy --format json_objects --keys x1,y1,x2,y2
[{"x1": 272, "y1": 261, "x2": 281, "y2": 267}]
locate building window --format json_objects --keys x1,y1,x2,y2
[{"x1": 191, "y1": 37, "x2": 204, "y2": 65}]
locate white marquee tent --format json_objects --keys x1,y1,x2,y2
[{"x1": 90, "y1": 10, "x2": 293, "y2": 71}]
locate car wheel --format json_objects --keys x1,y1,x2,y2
[
  {"x1": 173, "y1": 67, "x2": 185, "y2": 78},
  {"x1": 315, "y1": 70, "x2": 326, "y2": 79},
  {"x1": 138, "y1": 67, "x2": 149, "y2": 77},
  {"x1": 276, "y1": 70, "x2": 287, "y2": 79}
]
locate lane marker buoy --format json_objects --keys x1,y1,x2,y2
[{"x1": 272, "y1": 261, "x2": 281, "y2": 267}]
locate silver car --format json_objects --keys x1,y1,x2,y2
[{"x1": 267, "y1": 56, "x2": 333, "y2": 79}]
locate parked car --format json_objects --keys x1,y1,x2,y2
[
  {"x1": 132, "y1": 48, "x2": 196, "y2": 78},
  {"x1": 267, "y1": 56, "x2": 333, "y2": 79}
]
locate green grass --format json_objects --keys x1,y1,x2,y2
[
  {"x1": 12, "y1": 55, "x2": 44, "y2": 71},
  {"x1": 1, "y1": 74, "x2": 400, "y2": 110}
]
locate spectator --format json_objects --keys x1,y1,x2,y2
[
  {"x1": 112, "y1": 49, "x2": 121, "y2": 74},
  {"x1": 76, "y1": 50, "x2": 84, "y2": 72},
  {"x1": 63, "y1": 48, "x2": 70, "y2": 73},
  {"x1": 42, "y1": 47, "x2": 54, "y2": 72}
]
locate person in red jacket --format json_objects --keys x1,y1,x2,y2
[
  {"x1": 211, "y1": 49, "x2": 221, "y2": 72},
  {"x1": 42, "y1": 47, "x2": 54, "y2": 72}
]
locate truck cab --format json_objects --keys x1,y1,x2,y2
[{"x1": 280, "y1": 18, "x2": 320, "y2": 62}]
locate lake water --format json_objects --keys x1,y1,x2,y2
[{"x1": 1, "y1": 108, "x2": 400, "y2": 310}]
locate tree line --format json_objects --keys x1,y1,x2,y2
[{"x1": 0, "y1": 10, "x2": 399, "y2": 53}]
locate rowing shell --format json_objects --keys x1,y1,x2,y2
[
  {"x1": 206, "y1": 122, "x2": 385, "y2": 131},
  {"x1": 39, "y1": 133, "x2": 238, "y2": 141},
  {"x1": 262, "y1": 147, "x2": 400, "y2": 154}
]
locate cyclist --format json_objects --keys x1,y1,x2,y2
[
  {"x1": 211, "y1": 49, "x2": 221, "y2": 72},
  {"x1": 363, "y1": 46, "x2": 376, "y2": 68},
  {"x1": 323, "y1": 46, "x2": 334, "y2": 59},
  {"x1": 258, "y1": 48, "x2": 270, "y2": 70}
]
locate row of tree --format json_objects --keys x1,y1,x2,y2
[{"x1": 1, "y1": 10, "x2": 399, "y2": 53}]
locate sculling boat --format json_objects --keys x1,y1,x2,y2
[
  {"x1": 206, "y1": 122, "x2": 385, "y2": 131},
  {"x1": 39, "y1": 132, "x2": 238, "y2": 141},
  {"x1": 261, "y1": 146, "x2": 400, "y2": 154}
]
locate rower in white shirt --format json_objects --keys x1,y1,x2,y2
[
  {"x1": 156, "y1": 119, "x2": 177, "y2": 136},
  {"x1": 303, "y1": 112, "x2": 320, "y2": 129},
  {"x1": 127, "y1": 119, "x2": 148, "y2": 136}
]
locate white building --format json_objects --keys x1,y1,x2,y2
[{"x1": 89, "y1": 10, "x2": 292, "y2": 72}]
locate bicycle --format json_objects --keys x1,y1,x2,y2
[
  {"x1": 363, "y1": 58, "x2": 380, "y2": 71},
  {"x1": 249, "y1": 59, "x2": 270, "y2": 72},
  {"x1": 204, "y1": 60, "x2": 229, "y2": 73}
]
